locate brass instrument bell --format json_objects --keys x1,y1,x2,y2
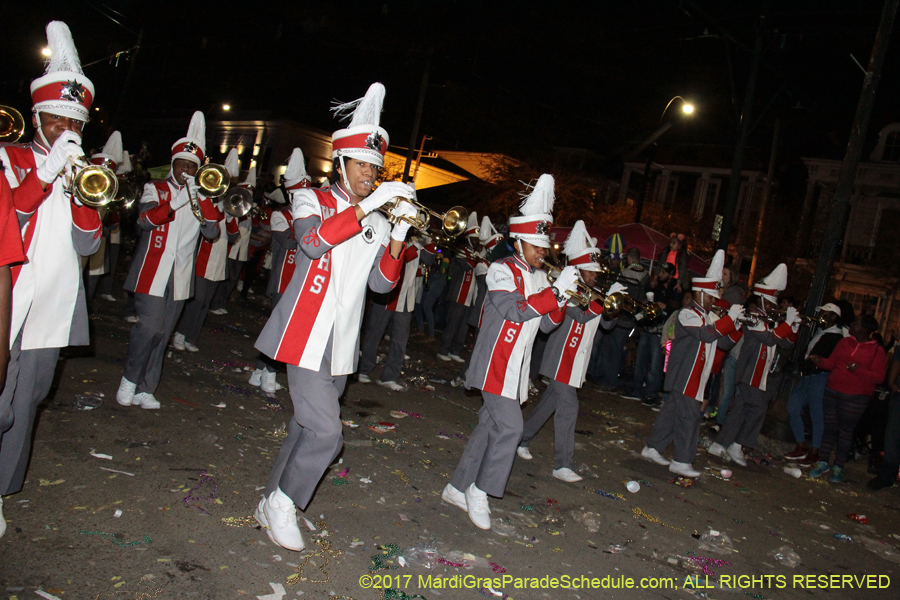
[
  {"x1": 0, "y1": 106, "x2": 25, "y2": 143},
  {"x1": 68, "y1": 161, "x2": 119, "y2": 208},
  {"x1": 187, "y1": 162, "x2": 231, "y2": 223}
]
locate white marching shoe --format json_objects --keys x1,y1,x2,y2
[
  {"x1": 641, "y1": 446, "x2": 671, "y2": 466},
  {"x1": 184, "y1": 341, "x2": 200, "y2": 352},
  {"x1": 132, "y1": 392, "x2": 161, "y2": 410},
  {"x1": 465, "y1": 483, "x2": 491, "y2": 530},
  {"x1": 261, "y1": 370, "x2": 282, "y2": 393},
  {"x1": 726, "y1": 443, "x2": 748, "y2": 467},
  {"x1": 669, "y1": 461, "x2": 701, "y2": 478},
  {"x1": 172, "y1": 333, "x2": 186, "y2": 351},
  {"x1": 357, "y1": 373, "x2": 372, "y2": 383},
  {"x1": 440, "y1": 483, "x2": 467, "y2": 511},
  {"x1": 448, "y1": 353, "x2": 466, "y2": 363},
  {"x1": 516, "y1": 446, "x2": 533, "y2": 460},
  {"x1": 248, "y1": 369, "x2": 264, "y2": 387},
  {"x1": 552, "y1": 468, "x2": 583, "y2": 483},
  {"x1": 437, "y1": 353, "x2": 452, "y2": 362},
  {"x1": 255, "y1": 488, "x2": 305, "y2": 551},
  {"x1": 707, "y1": 442, "x2": 729, "y2": 460},
  {"x1": 116, "y1": 377, "x2": 137, "y2": 406},
  {"x1": 377, "y1": 379, "x2": 408, "y2": 392}
]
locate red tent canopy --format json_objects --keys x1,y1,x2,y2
[{"x1": 549, "y1": 223, "x2": 710, "y2": 275}]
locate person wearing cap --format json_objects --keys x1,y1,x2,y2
[
  {"x1": 437, "y1": 212, "x2": 482, "y2": 363},
  {"x1": 784, "y1": 303, "x2": 844, "y2": 467},
  {"x1": 357, "y1": 223, "x2": 436, "y2": 392},
  {"x1": 441, "y1": 174, "x2": 577, "y2": 530},
  {"x1": 117, "y1": 111, "x2": 222, "y2": 410},
  {"x1": 515, "y1": 221, "x2": 623, "y2": 482},
  {"x1": 252, "y1": 83, "x2": 416, "y2": 551},
  {"x1": 0, "y1": 21, "x2": 102, "y2": 532},
  {"x1": 172, "y1": 148, "x2": 242, "y2": 353},
  {"x1": 708, "y1": 264, "x2": 799, "y2": 466},
  {"x1": 247, "y1": 149, "x2": 311, "y2": 393},
  {"x1": 641, "y1": 251, "x2": 743, "y2": 478}
]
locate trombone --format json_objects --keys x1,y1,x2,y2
[
  {"x1": 378, "y1": 196, "x2": 468, "y2": 239},
  {"x1": 0, "y1": 106, "x2": 25, "y2": 143},
  {"x1": 187, "y1": 162, "x2": 230, "y2": 223},
  {"x1": 222, "y1": 186, "x2": 268, "y2": 220}
]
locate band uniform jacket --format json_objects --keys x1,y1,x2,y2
[
  {"x1": 227, "y1": 216, "x2": 252, "y2": 261},
  {"x1": 124, "y1": 177, "x2": 220, "y2": 301},
  {"x1": 663, "y1": 303, "x2": 738, "y2": 402},
  {"x1": 383, "y1": 243, "x2": 435, "y2": 313},
  {"x1": 413, "y1": 242, "x2": 436, "y2": 304},
  {"x1": 540, "y1": 301, "x2": 617, "y2": 389},
  {"x1": 447, "y1": 253, "x2": 477, "y2": 306},
  {"x1": 195, "y1": 205, "x2": 240, "y2": 282},
  {"x1": 267, "y1": 207, "x2": 297, "y2": 298},
  {"x1": 255, "y1": 185, "x2": 404, "y2": 376},
  {"x1": 1, "y1": 141, "x2": 102, "y2": 350},
  {"x1": 467, "y1": 256, "x2": 489, "y2": 328},
  {"x1": 729, "y1": 308, "x2": 798, "y2": 391},
  {"x1": 465, "y1": 254, "x2": 565, "y2": 403}
]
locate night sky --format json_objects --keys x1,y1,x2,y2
[{"x1": 3, "y1": 1, "x2": 899, "y2": 167}]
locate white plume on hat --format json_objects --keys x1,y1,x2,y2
[
  {"x1": 509, "y1": 174, "x2": 555, "y2": 249},
  {"x1": 754, "y1": 263, "x2": 788, "y2": 303},
  {"x1": 240, "y1": 165, "x2": 257, "y2": 189},
  {"x1": 224, "y1": 148, "x2": 240, "y2": 179},
  {"x1": 91, "y1": 131, "x2": 123, "y2": 167},
  {"x1": 31, "y1": 21, "x2": 95, "y2": 123},
  {"x1": 333, "y1": 83, "x2": 386, "y2": 128},
  {"x1": 331, "y1": 83, "x2": 390, "y2": 174},
  {"x1": 479, "y1": 216, "x2": 497, "y2": 244},
  {"x1": 465, "y1": 211, "x2": 480, "y2": 237},
  {"x1": 564, "y1": 220, "x2": 603, "y2": 271},
  {"x1": 171, "y1": 111, "x2": 207, "y2": 166},
  {"x1": 115, "y1": 151, "x2": 133, "y2": 175},
  {"x1": 519, "y1": 174, "x2": 555, "y2": 217},
  {"x1": 266, "y1": 188, "x2": 286, "y2": 205},
  {"x1": 283, "y1": 147, "x2": 311, "y2": 190},
  {"x1": 692, "y1": 249, "x2": 726, "y2": 298}
]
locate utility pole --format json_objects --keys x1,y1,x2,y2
[
  {"x1": 748, "y1": 119, "x2": 780, "y2": 287},
  {"x1": 800, "y1": 0, "x2": 898, "y2": 341},
  {"x1": 402, "y1": 48, "x2": 434, "y2": 183},
  {"x1": 717, "y1": 8, "x2": 766, "y2": 252}
]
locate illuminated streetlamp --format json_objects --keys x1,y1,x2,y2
[
  {"x1": 41, "y1": 47, "x2": 51, "y2": 57},
  {"x1": 222, "y1": 104, "x2": 231, "y2": 112}
]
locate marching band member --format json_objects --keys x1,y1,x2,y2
[
  {"x1": 0, "y1": 21, "x2": 102, "y2": 529},
  {"x1": 468, "y1": 215, "x2": 502, "y2": 330},
  {"x1": 253, "y1": 83, "x2": 416, "y2": 551},
  {"x1": 118, "y1": 111, "x2": 221, "y2": 409},
  {"x1": 516, "y1": 222, "x2": 623, "y2": 482},
  {"x1": 210, "y1": 170, "x2": 255, "y2": 313},
  {"x1": 95, "y1": 150, "x2": 133, "y2": 302},
  {"x1": 412, "y1": 235, "x2": 437, "y2": 335},
  {"x1": 172, "y1": 149, "x2": 241, "y2": 352},
  {"x1": 641, "y1": 250, "x2": 742, "y2": 477},
  {"x1": 441, "y1": 174, "x2": 576, "y2": 530},
  {"x1": 357, "y1": 193, "x2": 436, "y2": 392},
  {"x1": 708, "y1": 264, "x2": 798, "y2": 466},
  {"x1": 248, "y1": 148, "x2": 311, "y2": 393},
  {"x1": 85, "y1": 131, "x2": 123, "y2": 301},
  {"x1": 437, "y1": 212, "x2": 480, "y2": 363}
]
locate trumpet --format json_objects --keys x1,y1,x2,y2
[
  {"x1": 187, "y1": 162, "x2": 230, "y2": 223},
  {"x1": 542, "y1": 258, "x2": 628, "y2": 316},
  {"x1": 65, "y1": 158, "x2": 119, "y2": 208},
  {"x1": 378, "y1": 196, "x2": 468, "y2": 239},
  {"x1": 222, "y1": 186, "x2": 267, "y2": 220},
  {"x1": 0, "y1": 105, "x2": 25, "y2": 143},
  {"x1": 603, "y1": 290, "x2": 662, "y2": 321}
]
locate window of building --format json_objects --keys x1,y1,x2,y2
[{"x1": 884, "y1": 131, "x2": 900, "y2": 162}]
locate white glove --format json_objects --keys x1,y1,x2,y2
[
  {"x1": 785, "y1": 306, "x2": 800, "y2": 327},
  {"x1": 551, "y1": 265, "x2": 579, "y2": 305},
  {"x1": 357, "y1": 181, "x2": 415, "y2": 215},
  {"x1": 607, "y1": 282, "x2": 627, "y2": 296},
  {"x1": 36, "y1": 130, "x2": 83, "y2": 183},
  {"x1": 389, "y1": 200, "x2": 418, "y2": 242},
  {"x1": 169, "y1": 175, "x2": 199, "y2": 211},
  {"x1": 728, "y1": 303, "x2": 745, "y2": 322}
]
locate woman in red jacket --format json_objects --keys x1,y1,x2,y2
[{"x1": 809, "y1": 315, "x2": 886, "y2": 483}]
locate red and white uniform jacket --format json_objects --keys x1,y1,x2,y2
[
  {"x1": 414, "y1": 242, "x2": 436, "y2": 304},
  {"x1": 664, "y1": 303, "x2": 738, "y2": 402},
  {"x1": 124, "y1": 177, "x2": 220, "y2": 301},
  {"x1": 447, "y1": 252, "x2": 477, "y2": 306},
  {"x1": 267, "y1": 207, "x2": 297, "y2": 297},
  {"x1": 227, "y1": 216, "x2": 252, "y2": 261},
  {"x1": 196, "y1": 207, "x2": 240, "y2": 281},
  {"x1": 730, "y1": 309, "x2": 798, "y2": 391},
  {"x1": 540, "y1": 301, "x2": 617, "y2": 388},
  {"x1": 1, "y1": 141, "x2": 101, "y2": 350},
  {"x1": 465, "y1": 255, "x2": 565, "y2": 402},
  {"x1": 255, "y1": 184, "x2": 404, "y2": 375}
]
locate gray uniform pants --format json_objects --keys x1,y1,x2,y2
[
  {"x1": 96, "y1": 242, "x2": 120, "y2": 297},
  {"x1": 124, "y1": 279, "x2": 185, "y2": 394},
  {"x1": 716, "y1": 382, "x2": 767, "y2": 449},
  {"x1": 520, "y1": 379, "x2": 579, "y2": 469},
  {"x1": 358, "y1": 303, "x2": 411, "y2": 383},
  {"x1": 264, "y1": 334, "x2": 347, "y2": 510},
  {"x1": 211, "y1": 258, "x2": 244, "y2": 311},
  {"x1": 450, "y1": 391, "x2": 523, "y2": 498},
  {"x1": 646, "y1": 390, "x2": 703, "y2": 464},
  {"x1": 0, "y1": 332, "x2": 60, "y2": 495},
  {"x1": 177, "y1": 276, "x2": 219, "y2": 345},
  {"x1": 439, "y1": 302, "x2": 470, "y2": 356}
]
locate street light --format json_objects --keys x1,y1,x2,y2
[
  {"x1": 41, "y1": 47, "x2": 51, "y2": 57},
  {"x1": 222, "y1": 104, "x2": 231, "y2": 112},
  {"x1": 631, "y1": 96, "x2": 696, "y2": 223}
]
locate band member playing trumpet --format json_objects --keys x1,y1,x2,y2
[
  {"x1": 118, "y1": 111, "x2": 222, "y2": 410},
  {"x1": 84, "y1": 131, "x2": 125, "y2": 301},
  {"x1": 442, "y1": 174, "x2": 576, "y2": 530},
  {"x1": 641, "y1": 250, "x2": 743, "y2": 477},
  {"x1": 708, "y1": 264, "x2": 799, "y2": 466},
  {"x1": 253, "y1": 83, "x2": 416, "y2": 551},
  {"x1": 173, "y1": 148, "x2": 242, "y2": 353},
  {"x1": 0, "y1": 21, "x2": 102, "y2": 533},
  {"x1": 516, "y1": 221, "x2": 623, "y2": 482},
  {"x1": 437, "y1": 211, "x2": 481, "y2": 363}
]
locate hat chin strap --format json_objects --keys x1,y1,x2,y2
[{"x1": 338, "y1": 154, "x2": 352, "y2": 196}]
